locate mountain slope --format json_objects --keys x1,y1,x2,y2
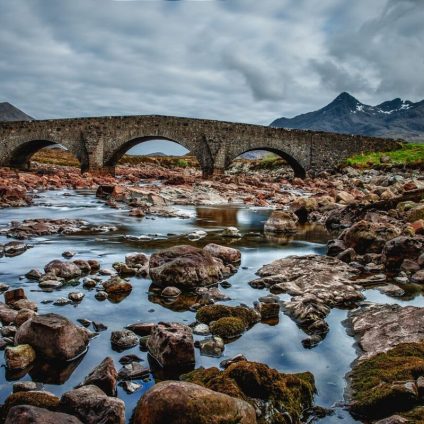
[
  {"x1": 0, "y1": 102, "x2": 33, "y2": 121},
  {"x1": 271, "y1": 92, "x2": 424, "y2": 140}
]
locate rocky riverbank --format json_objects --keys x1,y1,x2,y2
[{"x1": 1, "y1": 160, "x2": 424, "y2": 423}]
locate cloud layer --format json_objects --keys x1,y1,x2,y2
[{"x1": 0, "y1": 0, "x2": 423, "y2": 124}]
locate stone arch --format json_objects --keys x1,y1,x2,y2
[
  {"x1": 103, "y1": 135, "x2": 207, "y2": 174},
  {"x1": 7, "y1": 138, "x2": 88, "y2": 172},
  {"x1": 225, "y1": 147, "x2": 307, "y2": 178}
]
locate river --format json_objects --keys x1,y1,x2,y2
[{"x1": 1, "y1": 189, "x2": 423, "y2": 423}]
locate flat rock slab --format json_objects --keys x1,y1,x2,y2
[
  {"x1": 250, "y1": 255, "x2": 365, "y2": 344},
  {"x1": 348, "y1": 303, "x2": 424, "y2": 360}
]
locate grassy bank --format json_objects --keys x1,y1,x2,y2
[
  {"x1": 345, "y1": 143, "x2": 424, "y2": 169},
  {"x1": 31, "y1": 148, "x2": 199, "y2": 169}
]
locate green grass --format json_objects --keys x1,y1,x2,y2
[{"x1": 345, "y1": 143, "x2": 424, "y2": 168}]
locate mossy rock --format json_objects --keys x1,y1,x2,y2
[
  {"x1": 182, "y1": 361, "x2": 315, "y2": 424},
  {"x1": 1, "y1": 390, "x2": 60, "y2": 418},
  {"x1": 209, "y1": 317, "x2": 245, "y2": 339},
  {"x1": 350, "y1": 342, "x2": 424, "y2": 420},
  {"x1": 196, "y1": 304, "x2": 259, "y2": 328}
]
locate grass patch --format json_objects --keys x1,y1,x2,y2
[{"x1": 345, "y1": 143, "x2": 424, "y2": 169}]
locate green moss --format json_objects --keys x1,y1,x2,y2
[
  {"x1": 196, "y1": 304, "x2": 259, "y2": 328},
  {"x1": 209, "y1": 317, "x2": 245, "y2": 339},
  {"x1": 350, "y1": 342, "x2": 424, "y2": 419},
  {"x1": 182, "y1": 361, "x2": 316, "y2": 424},
  {"x1": 345, "y1": 143, "x2": 424, "y2": 169}
]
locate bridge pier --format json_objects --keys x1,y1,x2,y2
[
  {"x1": 201, "y1": 167, "x2": 225, "y2": 179},
  {"x1": 86, "y1": 165, "x2": 115, "y2": 176}
]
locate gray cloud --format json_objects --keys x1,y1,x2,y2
[{"x1": 0, "y1": 0, "x2": 422, "y2": 125}]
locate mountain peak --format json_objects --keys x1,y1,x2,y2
[
  {"x1": 0, "y1": 102, "x2": 33, "y2": 121},
  {"x1": 270, "y1": 93, "x2": 424, "y2": 140},
  {"x1": 334, "y1": 92, "x2": 358, "y2": 102}
]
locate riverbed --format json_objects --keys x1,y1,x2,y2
[{"x1": 1, "y1": 189, "x2": 423, "y2": 423}]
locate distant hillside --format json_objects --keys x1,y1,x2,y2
[
  {"x1": 271, "y1": 92, "x2": 424, "y2": 141},
  {"x1": 0, "y1": 102, "x2": 33, "y2": 121}
]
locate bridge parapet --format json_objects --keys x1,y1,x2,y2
[{"x1": 0, "y1": 115, "x2": 402, "y2": 177}]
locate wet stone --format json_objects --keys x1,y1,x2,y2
[
  {"x1": 117, "y1": 362, "x2": 150, "y2": 380},
  {"x1": 111, "y1": 329, "x2": 139, "y2": 350}
]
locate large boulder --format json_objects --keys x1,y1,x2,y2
[
  {"x1": 59, "y1": 385, "x2": 125, "y2": 424},
  {"x1": 133, "y1": 381, "x2": 256, "y2": 424},
  {"x1": 5, "y1": 405, "x2": 83, "y2": 424},
  {"x1": 264, "y1": 210, "x2": 298, "y2": 233},
  {"x1": 15, "y1": 313, "x2": 89, "y2": 360},
  {"x1": 147, "y1": 322, "x2": 195, "y2": 369},
  {"x1": 149, "y1": 245, "x2": 225, "y2": 290}
]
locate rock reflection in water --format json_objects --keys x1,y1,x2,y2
[{"x1": 148, "y1": 284, "x2": 199, "y2": 312}]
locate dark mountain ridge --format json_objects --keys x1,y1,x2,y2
[
  {"x1": 0, "y1": 102, "x2": 33, "y2": 121},
  {"x1": 271, "y1": 92, "x2": 424, "y2": 140}
]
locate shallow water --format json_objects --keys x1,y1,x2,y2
[{"x1": 1, "y1": 189, "x2": 423, "y2": 423}]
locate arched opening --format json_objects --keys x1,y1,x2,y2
[
  {"x1": 226, "y1": 148, "x2": 306, "y2": 179},
  {"x1": 9, "y1": 140, "x2": 87, "y2": 172},
  {"x1": 108, "y1": 137, "x2": 201, "y2": 178}
]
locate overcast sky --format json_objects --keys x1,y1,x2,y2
[{"x1": 1, "y1": 0, "x2": 423, "y2": 127}]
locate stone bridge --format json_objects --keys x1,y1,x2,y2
[{"x1": 0, "y1": 115, "x2": 401, "y2": 178}]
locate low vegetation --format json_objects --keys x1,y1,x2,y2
[
  {"x1": 182, "y1": 361, "x2": 316, "y2": 424},
  {"x1": 345, "y1": 143, "x2": 424, "y2": 168},
  {"x1": 349, "y1": 342, "x2": 424, "y2": 420},
  {"x1": 30, "y1": 148, "x2": 199, "y2": 169}
]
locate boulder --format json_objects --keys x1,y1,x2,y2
[
  {"x1": 15, "y1": 313, "x2": 89, "y2": 360},
  {"x1": 0, "y1": 302, "x2": 18, "y2": 324},
  {"x1": 336, "y1": 191, "x2": 355, "y2": 204},
  {"x1": 149, "y1": 245, "x2": 225, "y2": 290},
  {"x1": 407, "y1": 204, "x2": 424, "y2": 223},
  {"x1": 2, "y1": 391, "x2": 60, "y2": 417},
  {"x1": 196, "y1": 304, "x2": 260, "y2": 328},
  {"x1": 183, "y1": 361, "x2": 316, "y2": 424},
  {"x1": 5, "y1": 405, "x2": 83, "y2": 424},
  {"x1": 125, "y1": 252, "x2": 149, "y2": 268},
  {"x1": 5, "y1": 344, "x2": 36, "y2": 369},
  {"x1": 203, "y1": 243, "x2": 241, "y2": 265},
  {"x1": 59, "y1": 385, "x2": 125, "y2": 424},
  {"x1": 264, "y1": 210, "x2": 298, "y2": 233},
  {"x1": 111, "y1": 330, "x2": 138, "y2": 350},
  {"x1": 382, "y1": 236, "x2": 423, "y2": 271},
  {"x1": 411, "y1": 270, "x2": 424, "y2": 284},
  {"x1": 102, "y1": 276, "x2": 132, "y2": 294},
  {"x1": 44, "y1": 260, "x2": 82, "y2": 280},
  {"x1": 133, "y1": 381, "x2": 256, "y2": 424},
  {"x1": 147, "y1": 322, "x2": 194, "y2": 368},
  {"x1": 340, "y1": 219, "x2": 402, "y2": 255},
  {"x1": 79, "y1": 357, "x2": 118, "y2": 396}
]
